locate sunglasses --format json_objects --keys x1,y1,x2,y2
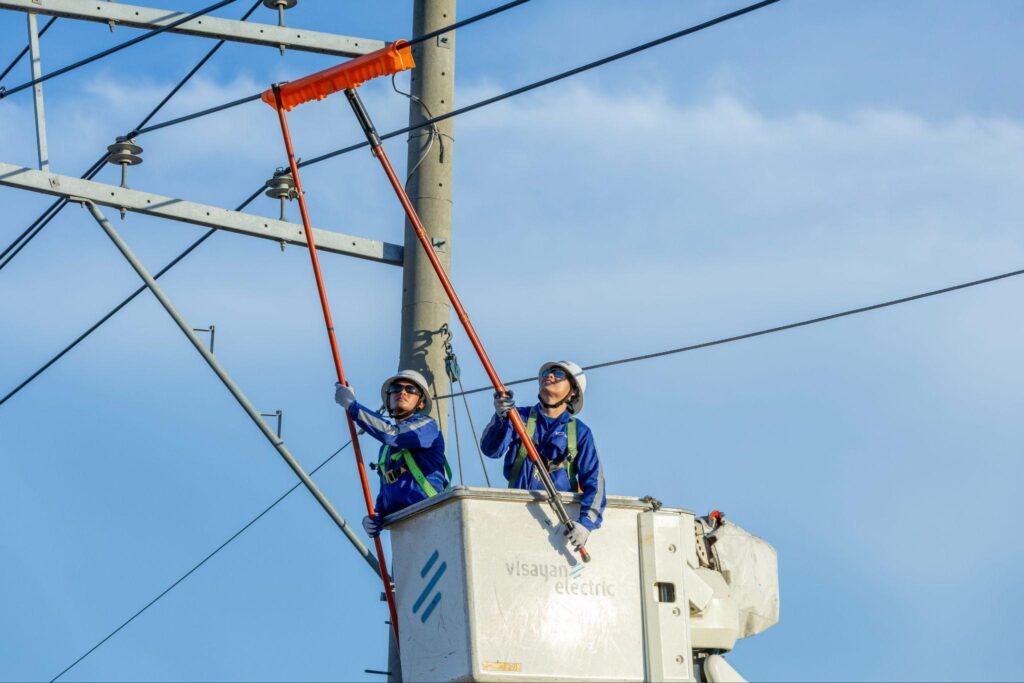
[
  {"x1": 544, "y1": 368, "x2": 569, "y2": 380},
  {"x1": 387, "y1": 383, "x2": 423, "y2": 396}
]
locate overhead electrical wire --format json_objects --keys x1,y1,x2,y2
[
  {"x1": 0, "y1": 0, "x2": 264, "y2": 273},
  {"x1": 433, "y1": 266, "x2": 1024, "y2": 401},
  {"x1": 0, "y1": 0, "x2": 552, "y2": 398},
  {"x1": 133, "y1": 0, "x2": 783, "y2": 169},
  {"x1": 2, "y1": 0, "x2": 787, "y2": 405},
  {"x1": 0, "y1": 0, "x2": 240, "y2": 100},
  {"x1": 40, "y1": 265, "x2": 1024, "y2": 679},
  {"x1": 49, "y1": 440, "x2": 353, "y2": 683},
  {"x1": 406, "y1": 0, "x2": 532, "y2": 47},
  {"x1": 0, "y1": 16, "x2": 58, "y2": 84},
  {"x1": 0, "y1": 187, "x2": 264, "y2": 408},
  {"x1": 132, "y1": 0, "x2": 539, "y2": 135},
  {"x1": 301, "y1": 0, "x2": 783, "y2": 168},
  {"x1": 0, "y1": 0, "x2": 526, "y2": 268}
]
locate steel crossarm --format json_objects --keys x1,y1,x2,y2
[
  {"x1": 0, "y1": 0, "x2": 384, "y2": 57},
  {"x1": 0, "y1": 162, "x2": 403, "y2": 265}
]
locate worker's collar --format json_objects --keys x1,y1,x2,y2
[
  {"x1": 391, "y1": 409, "x2": 423, "y2": 423},
  {"x1": 534, "y1": 405, "x2": 571, "y2": 423}
]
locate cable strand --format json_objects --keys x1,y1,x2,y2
[
  {"x1": 0, "y1": 0, "x2": 240, "y2": 100},
  {"x1": 433, "y1": 267, "x2": 1024, "y2": 400},
  {"x1": 49, "y1": 440, "x2": 353, "y2": 682},
  {"x1": 0, "y1": 16, "x2": 57, "y2": 85},
  {"x1": 0, "y1": 0, "x2": 263, "y2": 272}
]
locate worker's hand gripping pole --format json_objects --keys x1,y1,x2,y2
[
  {"x1": 343, "y1": 87, "x2": 592, "y2": 564},
  {"x1": 269, "y1": 85, "x2": 403, "y2": 645}
]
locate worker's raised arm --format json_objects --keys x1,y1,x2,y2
[
  {"x1": 480, "y1": 399, "x2": 525, "y2": 458},
  {"x1": 348, "y1": 401, "x2": 440, "y2": 450},
  {"x1": 573, "y1": 428, "x2": 606, "y2": 531}
]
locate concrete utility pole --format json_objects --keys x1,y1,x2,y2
[{"x1": 400, "y1": 0, "x2": 455, "y2": 433}]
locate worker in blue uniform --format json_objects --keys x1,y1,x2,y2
[
  {"x1": 335, "y1": 369, "x2": 449, "y2": 538},
  {"x1": 481, "y1": 360, "x2": 606, "y2": 553}
]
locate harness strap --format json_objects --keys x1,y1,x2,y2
[
  {"x1": 379, "y1": 445, "x2": 452, "y2": 498},
  {"x1": 507, "y1": 409, "x2": 579, "y2": 490},
  {"x1": 507, "y1": 409, "x2": 537, "y2": 488},
  {"x1": 566, "y1": 417, "x2": 579, "y2": 492}
]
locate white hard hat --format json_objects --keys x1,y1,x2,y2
[
  {"x1": 380, "y1": 369, "x2": 432, "y2": 413},
  {"x1": 538, "y1": 360, "x2": 586, "y2": 414}
]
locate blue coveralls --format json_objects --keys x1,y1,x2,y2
[
  {"x1": 347, "y1": 401, "x2": 448, "y2": 517},
  {"x1": 480, "y1": 405, "x2": 606, "y2": 531}
]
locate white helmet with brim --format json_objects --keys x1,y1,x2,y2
[
  {"x1": 538, "y1": 360, "x2": 586, "y2": 414},
  {"x1": 380, "y1": 369, "x2": 432, "y2": 414}
]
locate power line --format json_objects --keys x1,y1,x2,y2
[
  {"x1": 302, "y1": 0, "x2": 783, "y2": 168},
  {"x1": 0, "y1": 186, "x2": 264, "y2": 408},
  {"x1": 0, "y1": 0, "x2": 240, "y2": 100},
  {"x1": 49, "y1": 440, "x2": 353, "y2": 683},
  {"x1": 134, "y1": 0, "x2": 541, "y2": 134},
  {"x1": 1, "y1": 0, "x2": 780, "y2": 405},
  {"x1": 135, "y1": 92, "x2": 263, "y2": 135},
  {"x1": 407, "y1": 0, "x2": 532, "y2": 47},
  {"x1": 134, "y1": 0, "x2": 783, "y2": 167},
  {"x1": 0, "y1": 0, "x2": 264, "y2": 273},
  {"x1": 0, "y1": 16, "x2": 58, "y2": 84},
  {"x1": 433, "y1": 266, "x2": 1024, "y2": 400}
]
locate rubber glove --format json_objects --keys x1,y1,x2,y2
[
  {"x1": 335, "y1": 382, "x2": 356, "y2": 409},
  {"x1": 493, "y1": 390, "x2": 515, "y2": 418},
  {"x1": 564, "y1": 521, "x2": 590, "y2": 550},
  {"x1": 362, "y1": 514, "x2": 382, "y2": 538}
]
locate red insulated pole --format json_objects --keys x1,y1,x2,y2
[
  {"x1": 270, "y1": 86, "x2": 403, "y2": 643},
  {"x1": 344, "y1": 88, "x2": 591, "y2": 563}
]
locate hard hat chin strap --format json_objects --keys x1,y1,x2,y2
[{"x1": 537, "y1": 391, "x2": 576, "y2": 412}]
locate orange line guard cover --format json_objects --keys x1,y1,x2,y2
[{"x1": 262, "y1": 41, "x2": 415, "y2": 111}]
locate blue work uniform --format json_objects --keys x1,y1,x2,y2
[
  {"x1": 347, "y1": 401, "x2": 448, "y2": 517},
  {"x1": 480, "y1": 405, "x2": 606, "y2": 531}
]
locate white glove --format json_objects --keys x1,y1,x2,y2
[
  {"x1": 564, "y1": 521, "x2": 590, "y2": 550},
  {"x1": 335, "y1": 382, "x2": 356, "y2": 409},
  {"x1": 362, "y1": 514, "x2": 382, "y2": 538},
  {"x1": 493, "y1": 390, "x2": 515, "y2": 418}
]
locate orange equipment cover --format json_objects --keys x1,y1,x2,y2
[{"x1": 262, "y1": 40, "x2": 415, "y2": 111}]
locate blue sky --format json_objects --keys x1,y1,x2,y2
[{"x1": 1, "y1": 1, "x2": 1023, "y2": 681}]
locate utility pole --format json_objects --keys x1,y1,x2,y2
[{"x1": 400, "y1": 0, "x2": 455, "y2": 434}]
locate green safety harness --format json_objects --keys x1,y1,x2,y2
[
  {"x1": 507, "y1": 408, "x2": 579, "y2": 491},
  {"x1": 378, "y1": 445, "x2": 453, "y2": 498}
]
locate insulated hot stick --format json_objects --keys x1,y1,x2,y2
[
  {"x1": 261, "y1": 42, "x2": 592, "y2": 564},
  {"x1": 269, "y1": 85, "x2": 402, "y2": 645},
  {"x1": 343, "y1": 88, "x2": 592, "y2": 564}
]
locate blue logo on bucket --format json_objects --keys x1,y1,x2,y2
[{"x1": 413, "y1": 549, "x2": 446, "y2": 623}]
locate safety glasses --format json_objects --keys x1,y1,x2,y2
[
  {"x1": 387, "y1": 383, "x2": 422, "y2": 396},
  {"x1": 544, "y1": 368, "x2": 568, "y2": 380}
]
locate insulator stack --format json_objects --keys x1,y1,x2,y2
[
  {"x1": 263, "y1": 0, "x2": 298, "y2": 53},
  {"x1": 106, "y1": 137, "x2": 143, "y2": 188}
]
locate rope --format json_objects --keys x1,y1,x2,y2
[
  {"x1": 434, "y1": 266, "x2": 1024, "y2": 400},
  {"x1": 442, "y1": 325, "x2": 491, "y2": 486},
  {"x1": 0, "y1": 0, "x2": 240, "y2": 100},
  {"x1": 450, "y1": 388, "x2": 466, "y2": 486},
  {"x1": 49, "y1": 440, "x2": 353, "y2": 682},
  {"x1": 457, "y1": 376, "x2": 492, "y2": 487}
]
